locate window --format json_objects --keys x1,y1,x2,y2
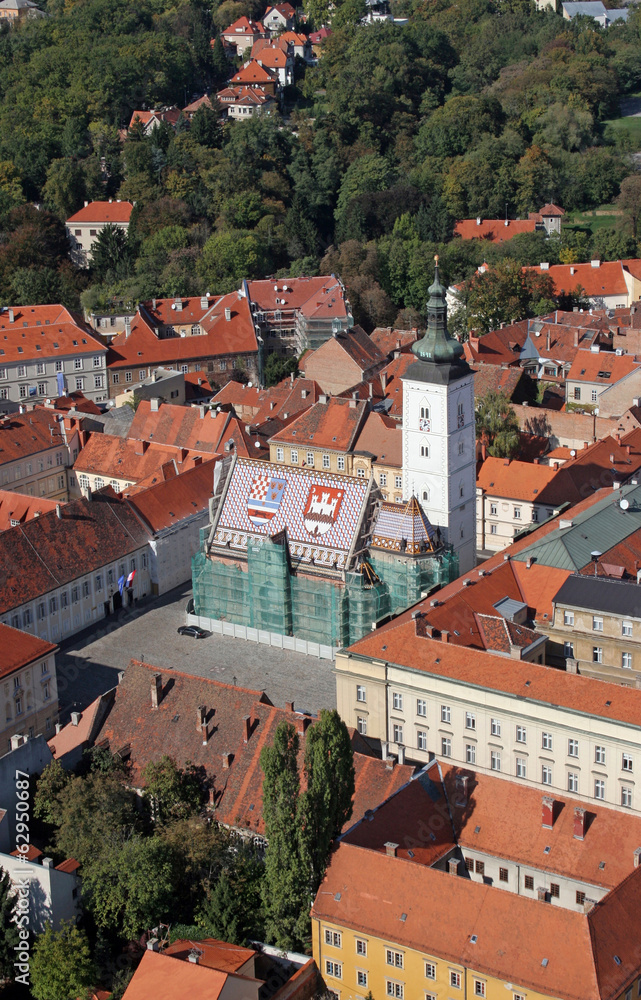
[
  {"x1": 395, "y1": 476, "x2": 402, "y2": 489},
  {"x1": 592, "y1": 616, "x2": 603, "y2": 632},
  {"x1": 568, "y1": 739, "x2": 579, "y2": 757},
  {"x1": 475, "y1": 859, "x2": 485, "y2": 875},
  {"x1": 357, "y1": 716, "x2": 367, "y2": 736},
  {"x1": 465, "y1": 857, "x2": 473, "y2": 871},
  {"x1": 0, "y1": 388, "x2": 7, "y2": 401},
  {"x1": 465, "y1": 712, "x2": 476, "y2": 730},
  {"x1": 393, "y1": 724, "x2": 403, "y2": 744},
  {"x1": 417, "y1": 730, "x2": 427, "y2": 751},
  {"x1": 43, "y1": 683, "x2": 50, "y2": 701},
  {"x1": 386, "y1": 951, "x2": 404, "y2": 969},
  {"x1": 623, "y1": 652, "x2": 633, "y2": 669},
  {"x1": 441, "y1": 705, "x2": 451, "y2": 724},
  {"x1": 424, "y1": 962, "x2": 436, "y2": 980},
  {"x1": 15, "y1": 698, "x2": 22, "y2": 716},
  {"x1": 219, "y1": 361, "x2": 227, "y2": 372},
  {"x1": 142, "y1": 552, "x2": 147, "y2": 569},
  {"x1": 37, "y1": 382, "x2": 47, "y2": 395},
  {"x1": 325, "y1": 930, "x2": 342, "y2": 947},
  {"x1": 466, "y1": 744, "x2": 476, "y2": 764},
  {"x1": 36, "y1": 362, "x2": 45, "y2": 375},
  {"x1": 55, "y1": 360, "x2": 63, "y2": 373},
  {"x1": 542, "y1": 765, "x2": 552, "y2": 785},
  {"x1": 490, "y1": 503, "x2": 497, "y2": 516},
  {"x1": 622, "y1": 785, "x2": 633, "y2": 808},
  {"x1": 595, "y1": 745, "x2": 606, "y2": 765},
  {"x1": 574, "y1": 387, "x2": 581, "y2": 400},
  {"x1": 60, "y1": 592, "x2": 68, "y2": 608},
  {"x1": 542, "y1": 732, "x2": 553, "y2": 751},
  {"x1": 379, "y1": 472, "x2": 387, "y2": 486},
  {"x1": 420, "y1": 444, "x2": 429, "y2": 458},
  {"x1": 356, "y1": 940, "x2": 367, "y2": 956},
  {"x1": 564, "y1": 641, "x2": 574, "y2": 658},
  {"x1": 337, "y1": 456, "x2": 345, "y2": 471},
  {"x1": 550, "y1": 882, "x2": 560, "y2": 898},
  {"x1": 0, "y1": 367, "x2": 5, "y2": 380},
  {"x1": 112, "y1": 373, "x2": 119, "y2": 384},
  {"x1": 125, "y1": 372, "x2": 133, "y2": 383},
  {"x1": 474, "y1": 982, "x2": 486, "y2": 997},
  {"x1": 356, "y1": 467, "x2": 365, "y2": 479},
  {"x1": 593, "y1": 647, "x2": 603, "y2": 663},
  {"x1": 623, "y1": 620, "x2": 633, "y2": 637},
  {"x1": 74, "y1": 358, "x2": 82, "y2": 370},
  {"x1": 514, "y1": 507, "x2": 521, "y2": 520},
  {"x1": 594, "y1": 779, "x2": 605, "y2": 800},
  {"x1": 415, "y1": 698, "x2": 427, "y2": 717},
  {"x1": 564, "y1": 610, "x2": 574, "y2": 626},
  {"x1": 491, "y1": 751, "x2": 501, "y2": 771},
  {"x1": 524, "y1": 875, "x2": 534, "y2": 890},
  {"x1": 75, "y1": 378, "x2": 84, "y2": 391},
  {"x1": 490, "y1": 524, "x2": 498, "y2": 535},
  {"x1": 386, "y1": 984, "x2": 403, "y2": 999},
  {"x1": 95, "y1": 574, "x2": 103, "y2": 591},
  {"x1": 623, "y1": 753, "x2": 633, "y2": 772},
  {"x1": 458, "y1": 441, "x2": 464, "y2": 455},
  {"x1": 94, "y1": 375, "x2": 103, "y2": 389},
  {"x1": 576, "y1": 890, "x2": 586, "y2": 906},
  {"x1": 49, "y1": 597, "x2": 57, "y2": 614},
  {"x1": 290, "y1": 449, "x2": 298, "y2": 464},
  {"x1": 441, "y1": 737, "x2": 451, "y2": 757},
  {"x1": 516, "y1": 758, "x2": 526, "y2": 779},
  {"x1": 457, "y1": 401, "x2": 464, "y2": 426},
  {"x1": 325, "y1": 961, "x2": 342, "y2": 979},
  {"x1": 322, "y1": 454, "x2": 330, "y2": 469},
  {"x1": 276, "y1": 447, "x2": 284, "y2": 462},
  {"x1": 93, "y1": 355, "x2": 101, "y2": 368},
  {"x1": 499, "y1": 867, "x2": 509, "y2": 883},
  {"x1": 568, "y1": 772, "x2": 579, "y2": 793},
  {"x1": 71, "y1": 585, "x2": 79, "y2": 603},
  {"x1": 450, "y1": 972, "x2": 461, "y2": 990},
  {"x1": 490, "y1": 718, "x2": 501, "y2": 737},
  {"x1": 356, "y1": 685, "x2": 366, "y2": 703},
  {"x1": 516, "y1": 726, "x2": 527, "y2": 744},
  {"x1": 357, "y1": 972, "x2": 368, "y2": 988},
  {"x1": 306, "y1": 452, "x2": 314, "y2": 467},
  {"x1": 22, "y1": 609, "x2": 31, "y2": 627},
  {"x1": 19, "y1": 386, "x2": 27, "y2": 398},
  {"x1": 393, "y1": 692, "x2": 403, "y2": 711},
  {"x1": 17, "y1": 365, "x2": 26, "y2": 378}
]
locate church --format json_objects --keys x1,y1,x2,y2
[{"x1": 191, "y1": 261, "x2": 476, "y2": 650}]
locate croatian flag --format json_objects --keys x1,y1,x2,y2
[
  {"x1": 126, "y1": 570, "x2": 136, "y2": 587},
  {"x1": 117, "y1": 575, "x2": 126, "y2": 595}
]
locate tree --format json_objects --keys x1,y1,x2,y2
[
  {"x1": 456, "y1": 260, "x2": 555, "y2": 334},
  {"x1": 198, "y1": 840, "x2": 265, "y2": 944},
  {"x1": 0, "y1": 868, "x2": 19, "y2": 982},
  {"x1": 198, "y1": 230, "x2": 269, "y2": 294},
  {"x1": 142, "y1": 755, "x2": 205, "y2": 823},
  {"x1": 617, "y1": 174, "x2": 641, "y2": 241},
  {"x1": 211, "y1": 36, "x2": 230, "y2": 86},
  {"x1": 30, "y1": 922, "x2": 97, "y2": 1000},
  {"x1": 90, "y1": 224, "x2": 132, "y2": 281},
  {"x1": 264, "y1": 352, "x2": 298, "y2": 387},
  {"x1": 299, "y1": 709, "x2": 354, "y2": 894},
  {"x1": 475, "y1": 391, "x2": 520, "y2": 458},
  {"x1": 260, "y1": 722, "x2": 308, "y2": 950},
  {"x1": 190, "y1": 101, "x2": 223, "y2": 149},
  {"x1": 33, "y1": 759, "x2": 71, "y2": 826}
]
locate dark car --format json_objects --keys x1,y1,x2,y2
[{"x1": 177, "y1": 625, "x2": 208, "y2": 638}]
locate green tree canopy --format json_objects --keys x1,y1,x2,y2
[
  {"x1": 142, "y1": 755, "x2": 205, "y2": 823},
  {"x1": 30, "y1": 922, "x2": 97, "y2": 1000},
  {"x1": 0, "y1": 868, "x2": 19, "y2": 983},
  {"x1": 475, "y1": 390, "x2": 521, "y2": 458}
]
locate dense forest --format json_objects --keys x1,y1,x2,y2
[{"x1": 0, "y1": 0, "x2": 640, "y2": 331}]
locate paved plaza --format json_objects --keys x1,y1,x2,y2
[{"x1": 55, "y1": 584, "x2": 337, "y2": 719}]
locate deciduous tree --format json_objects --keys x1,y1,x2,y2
[
  {"x1": 30, "y1": 922, "x2": 97, "y2": 1000},
  {"x1": 475, "y1": 390, "x2": 520, "y2": 459}
]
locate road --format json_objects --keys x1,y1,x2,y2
[{"x1": 55, "y1": 583, "x2": 337, "y2": 720}]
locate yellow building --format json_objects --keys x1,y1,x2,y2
[{"x1": 312, "y1": 837, "x2": 641, "y2": 1000}]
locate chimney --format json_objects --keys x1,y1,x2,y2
[
  {"x1": 134, "y1": 439, "x2": 149, "y2": 456},
  {"x1": 537, "y1": 886, "x2": 548, "y2": 902},
  {"x1": 634, "y1": 847, "x2": 641, "y2": 868},
  {"x1": 124, "y1": 316, "x2": 131, "y2": 339},
  {"x1": 542, "y1": 795, "x2": 555, "y2": 829},
  {"x1": 118, "y1": 670, "x2": 125, "y2": 684},
  {"x1": 396, "y1": 339, "x2": 401, "y2": 349},
  {"x1": 151, "y1": 673, "x2": 162, "y2": 709},
  {"x1": 369, "y1": 381, "x2": 373, "y2": 399},
  {"x1": 574, "y1": 330, "x2": 579, "y2": 347},
  {"x1": 455, "y1": 775, "x2": 469, "y2": 807},
  {"x1": 56, "y1": 504, "x2": 62, "y2": 519},
  {"x1": 298, "y1": 716, "x2": 312, "y2": 736},
  {"x1": 397, "y1": 744, "x2": 405, "y2": 765},
  {"x1": 448, "y1": 858, "x2": 459, "y2": 875},
  {"x1": 349, "y1": 398, "x2": 357, "y2": 409},
  {"x1": 188, "y1": 951, "x2": 199, "y2": 964},
  {"x1": 381, "y1": 741, "x2": 388, "y2": 760},
  {"x1": 319, "y1": 394, "x2": 328, "y2": 404},
  {"x1": 285, "y1": 701, "x2": 294, "y2": 713},
  {"x1": 55, "y1": 722, "x2": 62, "y2": 735},
  {"x1": 147, "y1": 939, "x2": 160, "y2": 952},
  {"x1": 574, "y1": 807, "x2": 586, "y2": 841},
  {"x1": 208, "y1": 787, "x2": 215, "y2": 808},
  {"x1": 197, "y1": 705, "x2": 206, "y2": 732},
  {"x1": 9, "y1": 734, "x2": 22, "y2": 751},
  {"x1": 42, "y1": 858, "x2": 53, "y2": 870},
  {"x1": 385, "y1": 842, "x2": 398, "y2": 857},
  {"x1": 225, "y1": 307, "x2": 231, "y2": 321},
  {"x1": 386, "y1": 756, "x2": 396, "y2": 771},
  {"x1": 70, "y1": 711, "x2": 81, "y2": 726},
  {"x1": 222, "y1": 751, "x2": 231, "y2": 769},
  {"x1": 546, "y1": 332, "x2": 551, "y2": 350},
  {"x1": 150, "y1": 398, "x2": 159, "y2": 412},
  {"x1": 152, "y1": 298, "x2": 157, "y2": 310},
  {"x1": 380, "y1": 371, "x2": 387, "y2": 393},
  {"x1": 242, "y1": 714, "x2": 251, "y2": 742},
  {"x1": 441, "y1": 630, "x2": 450, "y2": 643},
  {"x1": 8, "y1": 309, "x2": 14, "y2": 323}
]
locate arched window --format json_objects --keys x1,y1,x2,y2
[
  {"x1": 421, "y1": 443, "x2": 429, "y2": 458},
  {"x1": 457, "y1": 401, "x2": 465, "y2": 428},
  {"x1": 422, "y1": 487, "x2": 430, "y2": 503},
  {"x1": 419, "y1": 403, "x2": 430, "y2": 432}
]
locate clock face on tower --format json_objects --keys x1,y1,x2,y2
[{"x1": 419, "y1": 417, "x2": 431, "y2": 432}]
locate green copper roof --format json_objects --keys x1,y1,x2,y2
[{"x1": 412, "y1": 258, "x2": 465, "y2": 366}]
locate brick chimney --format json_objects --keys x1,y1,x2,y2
[
  {"x1": 574, "y1": 329, "x2": 579, "y2": 347},
  {"x1": 197, "y1": 705, "x2": 206, "y2": 732},
  {"x1": 537, "y1": 886, "x2": 548, "y2": 902},
  {"x1": 222, "y1": 751, "x2": 231, "y2": 769},
  {"x1": 385, "y1": 842, "x2": 398, "y2": 858},
  {"x1": 448, "y1": 858, "x2": 459, "y2": 875},
  {"x1": 573, "y1": 806, "x2": 586, "y2": 841},
  {"x1": 151, "y1": 673, "x2": 162, "y2": 709},
  {"x1": 380, "y1": 371, "x2": 387, "y2": 394},
  {"x1": 242, "y1": 715, "x2": 251, "y2": 742},
  {"x1": 285, "y1": 701, "x2": 294, "y2": 713},
  {"x1": 542, "y1": 796, "x2": 555, "y2": 829},
  {"x1": 298, "y1": 716, "x2": 312, "y2": 736},
  {"x1": 441, "y1": 630, "x2": 450, "y2": 643}
]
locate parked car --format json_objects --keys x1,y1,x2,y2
[{"x1": 177, "y1": 625, "x2": 208, "y2": 638}]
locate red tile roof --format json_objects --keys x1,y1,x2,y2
[
  {"x1": 0, "y1": 407, "x2": 66, "y2": 465},
  {"x1": 164, "y1": 938, "x2": 255, "y2": 972},
  {"x1": 73, "y1": 433, "x2": 210, "y2": 484},
  {"x1": 247, "y1": 276, "x2": 349, "y2": 319},
  {"x1": 269, "y1": 396, "x2": 368, "y2": 451},
  {"x1": 527, "y1": 261, "x2": 631, "y2": 298},
  {"x1": 140, "y1": 296, "x2": 215, "y2": 328},
  {"x1": 231, "y1": 60, "x2": 276, "y2": 85},
  {"x1": 375, "y1": 353, "x2": 417, "y2": 419},
  {"x1": 353, "y1": 411, "x2": 402, "y2": 467},
  {"x1": 48, "y1": 693, "x2": 112, "y2": 760},
  {"x1": 567, "y1": 349, "x2": 640, "y2": 384},
  {"x1": 45, "y1": 391, "x2": 102, "y2": 415},
  {"x1": 369, "y1": 328, "x2": 419, "y2": 358},
  {"x1": 66, "y1": 201, "x2": 133, "y2": 224},
  {"x1": 455, "y1": 218, "x2": 537, "y2": 241},
  {"x1": 122, "y1": 949, "x2": 228, "y2": 1000},
  {"x1": 464, "y1": 322, "x2": 528, "y2": 367},
  {"x1": 0, "y1": 490, "x2": 151, "y2": 613},
  {"x1": 253, "y1": 44, "x2": 289, "y2": 67},
  {"x1": 125, "y1": 459, "x2": 216, "y2": 532},
  {"x1": 0, "y1": 306, "x2": 103, "y2": 364},
  {"x1": 0, "y1": 623, "x2": 56, "y2": 677},
  {"x1": 473, "y1": 365, "x2": 529, "y2": 400},
  {"x1": 0, "y1": 490, "x2": 59, "y2": 530},
  {"x1": 217, "y1": 86, "x2": 274, "y2": 107},
  {"x1": 128, "y1": 400, "x2": 231, "y2": 453},
  {"x1": 477, "y1": 456, "x2": 559, "y2": 501},
  {"x1": 221, "y1": 15, "x2": 264, "y2": 36},
  {"x1": 312, "y1": 841, "x2": 641, "y2": 1000}
]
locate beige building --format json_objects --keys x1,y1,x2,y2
[
  {"x1": 0, "y1": 407, "x2": 82, "y2": 502},
  {"x1": 65, "y1": 200, "x2": 133, "y2": 268},
  {"x1": 0, "y1": 625, "x2": 58, "y2": 754}
]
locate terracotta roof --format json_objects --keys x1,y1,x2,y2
[
  {"x1": 10, "y1": 844, "x2": 42, "y2": 861},
  {"x1": 231, "y1": 60, "x2": 276, "y2": 85},
  {"x1": 376, "y1": 353, "x2": 417, "y2": 419},
  {"x1": 0, "y1": 622, "x2": 57, "y2": 676},
  {"x1": 211, "y1": 377, "x2": 321, "y2": 424},
  {"x1": 279, "y1": 29, "x2": 307, "y2": 43},
  {"x1": 369, "y1": 328, "x2": 419, "y2": 358},
  {"x1": 45, "y1": 391, "x2": 102, "y2": 415},
  {"x1": 182, "y1": 94, "x2": 213, "y2": 115},
  {"x1": 0, "y1": 490, "x2": 59, "y2": 530},
  {"x1": 221, "y1": 15, "x2": 264, "y2": 35},
  {"x1": 527, "y1": 261, "x2": 631, "y2": 298},
  {"x1": 48, "y1": 693, "x2": 111, "y2": 760},
  {"x1": 73, "y1": 433, "x2": 209, "y2": 484},
  {"x1": 313, "y1": 841, "x2": 641, "y2": 1000},
  {"x1": 455, "y1": 218, "x2": 537, "y2": 241},
  {"x1": 0, "y1": 408, "x2": 67, "y2": 465},
  {"x1": 247, "y1": 276, "x2": 349, "y2": 319},
  {"x1": 473, "y1": 365, "x2": 528, "y2": 400},
  {"x1": 164, "y1": 938, "x2": 255, "y2": 973},
  {"x1": 128, "y1": 401, "x2": 231, "y2": 452},
  {"x1": 217, "y1": 86, "x2": 274, "y2": 107},
  {"x1": 538, "y1": 203, "x2": 565, "y2": 217},
  {"x1": 464, "y1": 322, "x2": 528, "y2": 367},
  {"x1": 324, "y1": 326, "x2": 385, "y2": 371},
  {"x1": 0, "y1": 490, "x2": 151, "y2": 613},
  {"x1": 128, "y1": 108, "x2": 181, "y2": 130},
  {"x1": 55, "y1": 858, "x2": 80, "y2": 873},
  {"x1": 126, "y1": 459, "x2": 216, "y2": 532},
  {"x1": 122, "y1": 949, "x2": 228, "y2": 1000},
  {"x1": 0, "y1": 306, "x2": 103, "y2": 364},
  {"x1": 567, "y1": 349, "x2": 640, "y2": 384},
  {"x1": 354, "y1": 411, "x2": 402, "y2": 467},
  {"x1": 309, "y1": 26, "x2": 331, "y2": 41},
  {"x1": 107, "y1": 293, "x2": 257, "y2": 369},
  {"x1": 253, "y1": 45, "x2": 289, "y2": 67},
  {"x1": 477, "y1": 456, "x2": 559, "y2": 502},
  {"x1": 66, "y1": 201, "x2": 133, "y2": 225},
  {"x1": 140, "y1": 296, "x2": 215, "y2": 328},
  {"x1": 269, "y1": 396, "x2": 368, "y2": 452}
]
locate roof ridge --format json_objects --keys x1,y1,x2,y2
[{"x1": 126, "y1": 659, "x2": 270, "y2": 700}]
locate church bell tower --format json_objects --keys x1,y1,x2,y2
[{"x1": 401, "y1": 257, "x2": 476, "y2": 574}]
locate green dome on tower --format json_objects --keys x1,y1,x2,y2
[{"x1": 412, "y1": 256, "x2": 465, "y2": 367}]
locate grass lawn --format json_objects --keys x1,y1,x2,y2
[
  {"x1": 603, "y1": 114, "x2": 641, "y2": 146},
  {"x1": 564, "y1": 207, "x2": 621, "y2": 233}
]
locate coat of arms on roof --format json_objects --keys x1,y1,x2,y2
[
  {"x1": 303, "y1": 484, "x2": 344, "y2": 536},
  {"x1": 247, "y1": 474, "x2": 287, "y2": 528}
]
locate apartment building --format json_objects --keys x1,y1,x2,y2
[
  {"x1": 0, "y1": 304, "x2": 108, "y2": 411},
  {"x1": 0, "y1": 625, "x2": 58, "y2": 754},
  {"x1": 65, "y1": 200, "x2": 133, "y2": 268},
  {"x1": 302, "y1": 327, "x2": 386, "y2": 396},
  {"x1": 0, "y1": 407, "x2": 84, "y2": 501},
  {"x1": 246, "y1": 276, "x2": 352, "y2": 355}
]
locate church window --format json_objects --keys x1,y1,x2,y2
[
  {"x1": 420, "y1": 442, "x2": 429, "y2": 459},
  {"x1": 419, "y1": 405, "x2": 430, "y2": 432},
  {"x1": 422, "y1": 488, "x2": 430, "y2": 502},
  {"x1": 457, "y1": 402, "x2": 465, "y2": 428}
]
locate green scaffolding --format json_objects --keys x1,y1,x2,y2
[{"x1": 192, "y1": 537, "x2": 460, "y2": 649}]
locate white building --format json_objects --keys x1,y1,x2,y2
[
  {"x1": 401, "y1": 261, "x2": 476, "y2": 573},
  {"x1": 65, "y1": 200, "x2": 133, "y2": 268},
  {"x1": 0, "y1": 838, "x2": 80, "y2": 934}
]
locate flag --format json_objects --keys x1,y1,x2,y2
[
  {"x1": 126, "y1": 570, "x2": 136, "y2": 587},
  {"x1": 118, "y1": 575, "x2": 126, "y2": 595}
]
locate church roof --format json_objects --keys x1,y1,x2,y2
[
  {"x1": 371, "y1": 497, "x2": 437, "y2": 554},
  {"x1": 209, "y1": 457, "x2": 373, "y2": 572}
]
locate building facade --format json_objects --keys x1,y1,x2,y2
[
  {"x1": 65, "y1": 200, "x2": 133, "y2": 268},
  {"x1": 0, "y1": 625, "x2": 58, "y2": 755}
]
